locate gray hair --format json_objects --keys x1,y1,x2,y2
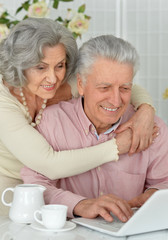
[
  {"x1": 0, "y1": 18, "x2": 78, "y2": 87},
  {"x1": 76, "y1": 35, "x2": 139, "y2": 84}
]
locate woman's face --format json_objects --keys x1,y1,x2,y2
[{"x1": 24, "y1": 44, "x2": 66, "y2": 99}]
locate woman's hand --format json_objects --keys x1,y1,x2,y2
[
  {"x1": 115, "y1": 128, "x2": 132, "y2": 155},
  {"x1": 115, "y1": 104, "x2": 159, "y2": 154}
]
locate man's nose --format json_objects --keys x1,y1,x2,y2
[{"x1": 108, "y1": 89, "x2": 122, "y2": 107}]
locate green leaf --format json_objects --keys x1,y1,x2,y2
[
  {"x1": 60, "y1": 0, "x2": 74, "y2": 2},
  {"x1": 23, "y1": 15, "x2": 29, "y2": 20},
  {"x1": 15, "y1": 6, "x2": 23, "y2": 15},
  {"x1": 85, "y1": 15, "x2": 91, "y2": 20},
  {"x1": 78, "y1": 4, "x2": 85, "y2": 13},
  {"x1": 10, "y1": 20, "x2": 20, "y2": 26},
  {"x1": 1, "y1": 11, "x2": 9, "y2": 18},
  {"x1": 64, "y1": 21, "x2": 69, "y2": 28},
  {"x1": 6, "y1": 23, "x2": 12, "y2": 28},
  {"x1": 72, "y1": 32, "x2": 79, "y2": 39},
  {"x1": 33, "y1": 0, "x2": 38, "y2": 3},
  {"x1": 22, "y1": 1, "x2": 31, "y2": 11},
  {"x1": 56, "y1": 16, "x2": 64, "y2": 22},
  {"x1": 0, "y1": 18, "x2": 10, "y2": 24},
  {"x1": 53, "y1": 0, "x2": 59, "y2": 9}
]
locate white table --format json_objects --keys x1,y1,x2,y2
[{"x1": 0, "y1": 216, "x2": 168, "y2": 240}]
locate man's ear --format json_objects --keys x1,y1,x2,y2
[{"x1": 77, "y1": 74, "x2": 84, "y2": 96}]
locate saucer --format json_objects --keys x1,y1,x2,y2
[{"x1": 30, "y1": 221, "x2": 76, "y2": 232}]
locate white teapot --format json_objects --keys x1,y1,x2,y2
[{"x1": 1, "y1": 184, "x2": 46, "y2": 224}]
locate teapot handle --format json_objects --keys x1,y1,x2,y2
[{"x1": 1, "y1": 188, "x2": 14, "y2": 207}]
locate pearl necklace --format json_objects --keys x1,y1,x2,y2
[{"x1": 19, "y1": 88, "x2": 47, "y2": 127}]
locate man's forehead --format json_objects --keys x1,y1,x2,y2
[
  {"x1": 92, "y1": 58, "x2": 133, "y2": 72},
  {"x1": 84, "y1": 58, "x2": 134, "y2": 86},
  {"x1": 95, "y1": 82, "x2": 132, "y2": 87}
]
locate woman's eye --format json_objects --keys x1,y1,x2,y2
[
  {"x1": 55, "y1": 62, "x2": 66, "y2": 70},
  {"x1": 58, "y1": 62, "x2": 66, "y2": 68},
  {"x1": 36, "y1": 66, "x2": 45, "y2": 70},
  {"x1": 57, "y1": 64, "x2": 63, "y2": 68}
]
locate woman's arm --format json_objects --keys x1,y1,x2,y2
[
  {"x1": 0, "y1": 103, "x2": 120, "y2": 180},
  {"x1": 130, "y1": 84, "x2": 154, "y2": 110}
]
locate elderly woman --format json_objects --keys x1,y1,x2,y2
[{"x1": 0, "y1": 18, "x2": 155, "y2": 215}]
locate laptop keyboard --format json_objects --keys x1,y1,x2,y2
[
  {"x1": 96, "y1": 208, "x2": 138, "y2": 232},
  {"x1": 72, "y1": 208, "x2": 139, "y2": 233},
  {"x1": 96, "y1": 216, "x2": 125, "y2": 232}
]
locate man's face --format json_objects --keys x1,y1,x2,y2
[{"x1": 77, "y1": 58, "x2": 134, "y2": 134}]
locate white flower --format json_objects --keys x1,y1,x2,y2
[
  {"x1": 0, "y1": 24, "x2": 9, "y2": 42},
  {"x1": 28, "y1": 1, "x2": 49, "y2": 18},
  {"x1": 68, "y1": 12, "x2": 89, "y2": 35}
]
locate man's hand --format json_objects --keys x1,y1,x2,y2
[
  {"x1": 73, "y1": 194, "x2": 133, "y2": 222},
  {"x1": 115, "y1": 104, "x2": 159, "y2": 154},
  {"x1": 128, "y1": 189, "x2": 158, "y2": 208}
]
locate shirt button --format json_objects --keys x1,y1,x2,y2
[
  {"x1": 85, "y1": 129, "x2": 88, "y2": 134},
  {"x1": 98, "y1": 167, "x2": 101, "y2": 171},
  {"x1": 100, "y1": 192, "x2": 103, "y2": 196}
]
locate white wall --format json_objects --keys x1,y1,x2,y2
[{"x1": 1, "y1": 0, "x2": 168, "y2": 124}]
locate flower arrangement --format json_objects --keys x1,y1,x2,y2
[
  {"x1": 0, "y1": 0, "x2": 91, "y2": 41},
  {"x1": 163, "y1": 88, "x2": 168, "y2": 100}
]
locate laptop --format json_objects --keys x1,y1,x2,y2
[{"x1": 72, "y1": 189, "x2": 168, "y2": 237}]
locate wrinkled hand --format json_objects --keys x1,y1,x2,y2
[
  {"x1": 115, "y1": 128, "x2": 132, "y2": 155},
  {"x1": 115, "y1": 104, "x2": 159, "y2": 154},
  {"x1": 128, "y1": 189, "x2": 158, "y2": 208},
  {"x1": 73, "y1": 194, "x2": 133, "y2": 222}
]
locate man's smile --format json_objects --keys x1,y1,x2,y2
[{"x1": 101, "y1": 106, "x2": 119, "y2": 112}]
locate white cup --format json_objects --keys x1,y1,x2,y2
[{"x1": 34, "y1": 204, "x2": 68, "y2": 229}]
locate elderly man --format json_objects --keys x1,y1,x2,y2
[{"x1": 21, "y1": 35, "x2": 168, "y2": 223}]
